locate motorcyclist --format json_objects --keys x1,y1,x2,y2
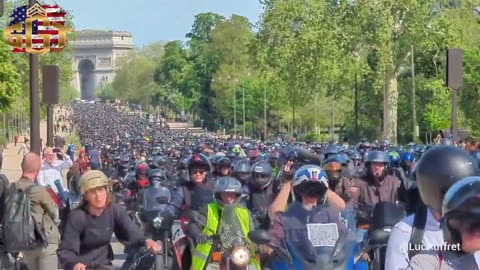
[
  {"x1": 121, "y1": 168, "x2": 180, "y2": 270},
  {"x1": 232, "y1": 158, "x2": 251, "y2": 186},
  {"x1": 247, "y1": 160, "x2": 280, "y2": 229},
  {"x1": 409, "y1": 176, "x2": 480, "y2": 269},
  {"x1": 187, "y1": 177, "x2": 261, "y2": 270},
  {"x1": 265, "y1": 164, "x2": 348, "y2": 265},
  {"x1": 214, "y1": 156, "x2": 232, "y2": 177},
  {"x1": 58, "y1": 170, "x2": 161, "y2": 270},
  {"x1": 127, "y1": 162, "x2": 150, "y2": 197},
  {"x1": 350, "y1": 150, "x2": 404, "y2": 242},
  {"x1": 175, "y1": 153, "x2": 215, "y2": 211},
  {"x1": 385, "y1": 146, "x2": 480, "y2": 270},
  {"x1": 126, "y1": 162, "x2": 150, "y2": 209},
  {"x1": 350, "y1": 150, "x2": 403, "y2": 213}
]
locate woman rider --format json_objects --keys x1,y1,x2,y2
[{"x1": 57, "y1": 170, "x2": 161, "y2": 270}]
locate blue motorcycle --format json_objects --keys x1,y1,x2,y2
[{"x1": 269, "y1": 240, "x2": 369, "y2": 270}]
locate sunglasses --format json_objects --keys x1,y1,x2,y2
[{"x1": 192, "y1": 170, "x2": 206, "y2": 175}]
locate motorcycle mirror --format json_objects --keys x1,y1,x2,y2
[
  {"x1": 248, "y1": 230, "x2": 271, "y2": 245},
  {"x1": 370, "y1": 228, "x2": 392, "y2": 244},
  {"x1": 155, "y1": 196, "x2": 169, "y2": 204}
]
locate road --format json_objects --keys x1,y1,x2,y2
[{"x1": 1, "y1": 115, "x2": 126, "y2": 269}]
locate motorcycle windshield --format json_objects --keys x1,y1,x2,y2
[
  {"x1": 143, "y1": 186, "x2": 171, "y2": 212},
  {"x1": 218, "y1": 203, "x2": 248, "y2": 250}
]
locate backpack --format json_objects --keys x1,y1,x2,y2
[{"x1": 2, "y1": 183, "x2": 41, "y2": 252}]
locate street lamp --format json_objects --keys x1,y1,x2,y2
[
  {"x1": 264, "y1": 87, "x2": 267, "y2": 141},
  {"x1": 242, "y1": 86, "x2": 245, "y2": 138}
]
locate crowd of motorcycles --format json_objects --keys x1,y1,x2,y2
[{"x1": 64, "y1": 102, "x2": 441, "y2": 270}]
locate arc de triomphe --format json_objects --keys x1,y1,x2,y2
[{"x1": 70, "y1": 30, "x2": 134, "y2": 100}]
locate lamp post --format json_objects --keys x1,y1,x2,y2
[
  {"x1": 264, "y1": 87, "x2": 267, "y2": 140},
  {"x1": 29, "y1": 0, "x2": 40, "y2": 154},
  {"x1": 242, "y1": 87, "x2": 245, "y2": 138}
]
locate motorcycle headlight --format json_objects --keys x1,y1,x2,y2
[
  {"x1": 153, "y1": 217, "x2": 163, "y2": 229},
  {"x1": 231, "y1": 246, "x2": 250, "y2": 267}
]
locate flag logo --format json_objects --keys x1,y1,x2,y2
[{"x1": 3, "y1": 1, "x2": 71, "y2": 54}]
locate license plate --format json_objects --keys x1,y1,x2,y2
[{"x1": 206, "y1": 263, "x2": 220, "y2": 270}]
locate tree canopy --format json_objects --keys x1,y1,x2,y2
[{"x1": 32, "y1": 1, "x2": 480, "y2": 143}]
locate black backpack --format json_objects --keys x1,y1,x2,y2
[{"x1": 2, "y1": 183, "x2": 40, "y2": 252}]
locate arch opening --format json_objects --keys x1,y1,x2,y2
[{"x1": 78, "y1": 59, "x2": 95, "y2": 100}]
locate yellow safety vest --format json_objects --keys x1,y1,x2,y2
[{"x1": 191, "y1": 203, "x2": 261, "y2": 270}]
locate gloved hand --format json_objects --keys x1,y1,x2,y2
[
  {"x1": 196, "y1": 233, "x2": 209, "y2": 244},
  {"x1": 282, "y1": 161, "x2": 295, "y2": 182}
]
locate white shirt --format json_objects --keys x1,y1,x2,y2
[
  {"x1": 385, "y1": 208, "x2": 445, "y2": 270},
  {"x1": 37, "y1": 158, "x2": 73, "y2": 193}
]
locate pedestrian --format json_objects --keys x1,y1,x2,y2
[
  {"x1": 37, "y1": 147, "x2": 73, "y2": 193},
  {"x1": 16, "y1": 152, "x2": 60, "y2": 270},
  {"x1": 13, "y1": 134, "x2": 18, "y2": 147},
  {"x1": 0, "y1": 144, "x2": 4, "y2": 171},
  {"x1": 18, "y1": 138, "x2": 30, "y2": 156}
]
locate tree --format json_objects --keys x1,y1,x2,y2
[
  {"x1": 0, "y1": 37, "x2": 22, "y2": 111},
  {"x1": 208, "y1": 15, "x2": 256, "y2": 123}
]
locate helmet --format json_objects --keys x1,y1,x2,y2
[
  {"x1": 442, "y1": 176, "x2": 480, "y2": 245},
  {"x1": 187, "y1": 153, "x2": 213, "y2": 173},
  {"x1": 250, "y1": 160, "x2": 273, "y2": 189},
  {"x1": 233, "y1": 159, "x2": 252, "y2": 183},
  {"x1": 293, "y1": 165, "x2": 328, "y2": 200},
  {"x1": 80, "y1": 170, "x2": 110, "y2": 195},
  {"x1": 323, "y1": 158, "x2": 342, "y2": 172},
  {"x1": 388, "y1": 151, "x2": 401, "y2": 168},
  {"x1": 135, "y1": 163, "x2": 150, "y2": 175},
  {"x1": 214, "y1": 177, "x2": 243, "y2": 207},
  {"x1": 401, "y1": 151, "x2": 415, "y2": 163},
  {"x1": 233, "y1": 159, "x2": 251, "y2": 174},
  {"x1": 151, "y1": 155, "x2": 169, "y2": 169},
  {"x1": 148, "y1": 169, "x2": 167, "y2": 185},
  {"x1": 365, "y1": 151, "x2": 389, "y2": 163},
  {"x1": 216, "y1": 157, "x2": 232, "y2": 169},
  {"x1": 415, "y1": 145, "x2": 479, "y2": 210},
  {"x1": 324, "y1": 145, "x2": 339, "y2": 160}
]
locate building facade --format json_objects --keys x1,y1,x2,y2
[{"x1": 70, "y1": 30, "x2": 134, "y2": 100}]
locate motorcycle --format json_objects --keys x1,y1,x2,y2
[
  {"x1": 130, "y1": 186, "x2": 181, "y2": 270},
  {"x1": 354, "y1": 201, "x2": 406, "y2": 270},
  {"x1": 268, "y1": 234, "x2": 366, "y2": 270},
  {"x1": 187, "y1": 207, "x2": 266, "y2": 270}
]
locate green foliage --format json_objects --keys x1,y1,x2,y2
[
  {"x1": 91, "y1": 2, "x2": 480, "y2": 142},
  {"x1": 0, "y1": 37, "x2": 22, "y2": 111}
]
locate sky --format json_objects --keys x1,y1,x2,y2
[{"x1": 39, "y1": 0, "x2": 265, "y2": 46}]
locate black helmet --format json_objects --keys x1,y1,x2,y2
[
  {"x1": 415, "y1": 145, "x2": 479, "y2": 210},
  {"x1": 216, "y1": 157, "x2": 232, "y2": 169},
  {"x1": 233, "y1": 159, "x2": 252, "y2": 184},
  {"x1": 442, "y1": 176, "x2": 480, "y2": 246},
  {"x1": 187, "y1": 153, "x2": 213, "y2": 174},
  {"x1": 250, "y1": 160, "x2": 273, "y2": 189},
  {"x1": 148, "y1": 169, "x2": 167, "y2": 185}
]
